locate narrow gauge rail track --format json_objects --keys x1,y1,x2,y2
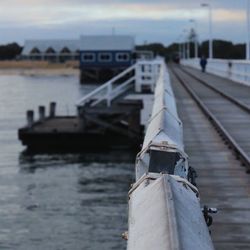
[
  {"x1": 180, "y1": 66, "x2": 250, "y2": 114},
  {"x1": 171, "y1": 67, "x2": 250, "y2": 171}
]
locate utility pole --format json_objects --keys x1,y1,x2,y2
[
  {"x1": 182, "y1": 29, "x2": 188, "y2": 59},
  {"x1": 190, "y1": 19, "x2": 199, "y2": 58},
  {"x1": 247, "y1": 0, "x2": 250, "y2": 60}
]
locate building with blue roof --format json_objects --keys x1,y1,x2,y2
[{"x1": 79, "y1": 35, "x2": 135, "y2": 83}]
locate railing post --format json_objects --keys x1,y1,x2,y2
[
  {"x1": 152, "y1": 64, "x2": 158, "y2": 90},
  {"x1": 244, "y1": 63, "x2": 247, "y2": 83},
  {"x1": 135, "y1": 63, "x2": 142, "y2": 92}
]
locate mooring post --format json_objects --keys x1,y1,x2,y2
[
  {"x1": 77, "y1": 106, "x2": 86, "y2": 131},
  {"x1": 27, "y1": 110, "x2": 34, "y2": 128},
  {"x1": 49, "y1": 102, "x2": 56, "y2": 118},
  {"x1": 38, "y1": 106, "x2": 46, "y2": 121}
]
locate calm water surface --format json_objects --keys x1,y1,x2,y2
[{"x1": 0, "y1": 74, "x2": 133, "y2": 250}]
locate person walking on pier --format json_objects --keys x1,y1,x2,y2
[{"x1": 200, "y1": 55, "x2": 207, "y2": 72}]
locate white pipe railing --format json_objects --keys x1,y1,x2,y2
[
  {"x1": 181, "y1": 58, "x2": 250, "y2": 87},
  {"x1": 76, "y1": 64, "x2": 136, "y2": 107},
  {"x1": 90, "y1": 77, "x2": 136, "y2": 107},
  {"x1": 127, "y1": 62, "x2": 214, "y2": 250}
]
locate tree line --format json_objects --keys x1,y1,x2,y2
[
  {"x1": 136, "y1": 40, "x2": 246, "y2": 61},
  {"x1": 0, "y1": 40, "x2": 246, "y2": 61},
  {"x1": 0, "y1": 43, "x2": 22, "y2": 60}
]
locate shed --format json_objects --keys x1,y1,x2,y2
[{"x1": 79, "y1": 35, "x2": 135, "y2": 67}]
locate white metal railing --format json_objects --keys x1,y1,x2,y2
[
  {"x1": 136, "y1": 63, "x2": 185, "y2": 180},
  {"x1": 181, "y1": 58, "x2": 250, "y2": 87},
  {"x1": 76, "y1": 58, "x2": 163, "y2": 107},
  {"x1": 76, "y1": 64, "x2": 136, "y2": 107},
  {"x1": 135, "y1": 58, "x2": 163, "y2": 92},
  {"x1": 127, "y1": 62, "x2": 214, "y2": 250}
]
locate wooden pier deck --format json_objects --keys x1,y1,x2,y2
[{"x1": 170, "y1": 65, "x2": 250, "y2": 250}]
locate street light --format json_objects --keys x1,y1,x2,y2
[
  {"x1": 187, "y1": 33, "x2": 190, "y2": 59},
  {"x1": 189, "y1": 19, "x2": 199, "y2": 58},
  {"x1": 247, "y1": 0, "x2": 250, "y2": 60},
  {"x1": 201, "y1": 3, "x2": 213, "y2": 58}
]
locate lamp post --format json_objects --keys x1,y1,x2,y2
[
  {"x1": 178, "y1": 41, "x2": 182, "y2": 59},
  {"x1": 177, "y1": 35, "x2": 182, "y2": 59},
  {"x1": 201, "y1": 3, "x2": 213, "y2": 59},
  {"x1": 247, "y1": 0, "x2": 250, "y2": 60},
  {"x1": 182, "y1": 39, "x2": 186, "y2": 59},
  {"x1": 189, "y1": 19, "x2": 199, "y2": 58},
  {"x1": 187, "y1": 36, "x2": 190, "y2": 59}
]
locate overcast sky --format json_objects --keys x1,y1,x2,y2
[{"x1": 0, "y1": 0, "x2": 248, "y2": 45}]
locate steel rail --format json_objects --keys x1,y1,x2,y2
[
  {"x1": 179, "y1": 66, "x2": 250, "y2": 114},
  {"x1": 171, "y1": 68, "x2": 250, "y2": 172}
]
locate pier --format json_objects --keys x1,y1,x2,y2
[
  {"x1": 17, "y1": 57, "x2": 250, "y2": 249},
  {"x1": 18, "y1": 59, "x2": 160, "y2": 152},
  {"x1": 4, "y1": 0, "x2": 250, "y2": 249},
  {"x1": 125, "y1": 59, "x2": 250, "y2": 249},
  {"x1": 126, "y1": 60, "x2": 214, "y2": 250}
]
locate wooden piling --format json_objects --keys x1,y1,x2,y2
[
  {"x1": 38, "y1": 106, "x2": 46, "y2": 121},
  {"x1": 49, "y1": 102, "x2": 56, "y2": 118},
  {"x1": 26, "y1": 110, "x2": 34, "y2": 128}
]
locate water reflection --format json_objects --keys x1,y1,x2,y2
[
  {"x1": 16, "y1": 153, "x2": 134, "y2": 250},
  {"x1": 19, "y1": 151, "x2": 136, "y2": 173}
]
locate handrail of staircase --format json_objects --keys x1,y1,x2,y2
[
  {"x1": 91, "y1": 76, "x2": 135, "y2": 107},
  {"x1": 76, "y1": 63, "x2": 137, "y2": 107}
]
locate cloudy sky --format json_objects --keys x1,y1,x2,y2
[{"x1": 0, "y1": 0, "x2": 248, "y2": 45}]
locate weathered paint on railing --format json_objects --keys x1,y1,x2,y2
[{"x1": 127, "y1": 173, "x2": 214, "y2": 250}]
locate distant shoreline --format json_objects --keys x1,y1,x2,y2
[
  {"x1": 0, "y1": 60, "x2": 79, "y2": 76},
  {"x1": 0, "y1": 68, "x2": 79, "y2": 76}
]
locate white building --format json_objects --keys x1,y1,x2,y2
[{"x1": 21, "y1": 39, "x2": 80, "y2": 62}]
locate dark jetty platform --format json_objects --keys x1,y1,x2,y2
[
  {"x1": 18, "y1": 100, "x2": 143, "y2": 153},
  {"x1": 18, "y1": 60, "x2": 158, "y2": 153}
]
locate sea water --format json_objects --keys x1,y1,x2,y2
[{"x1": 0, "y1": 74, "x2": 133, "y2": 250}]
